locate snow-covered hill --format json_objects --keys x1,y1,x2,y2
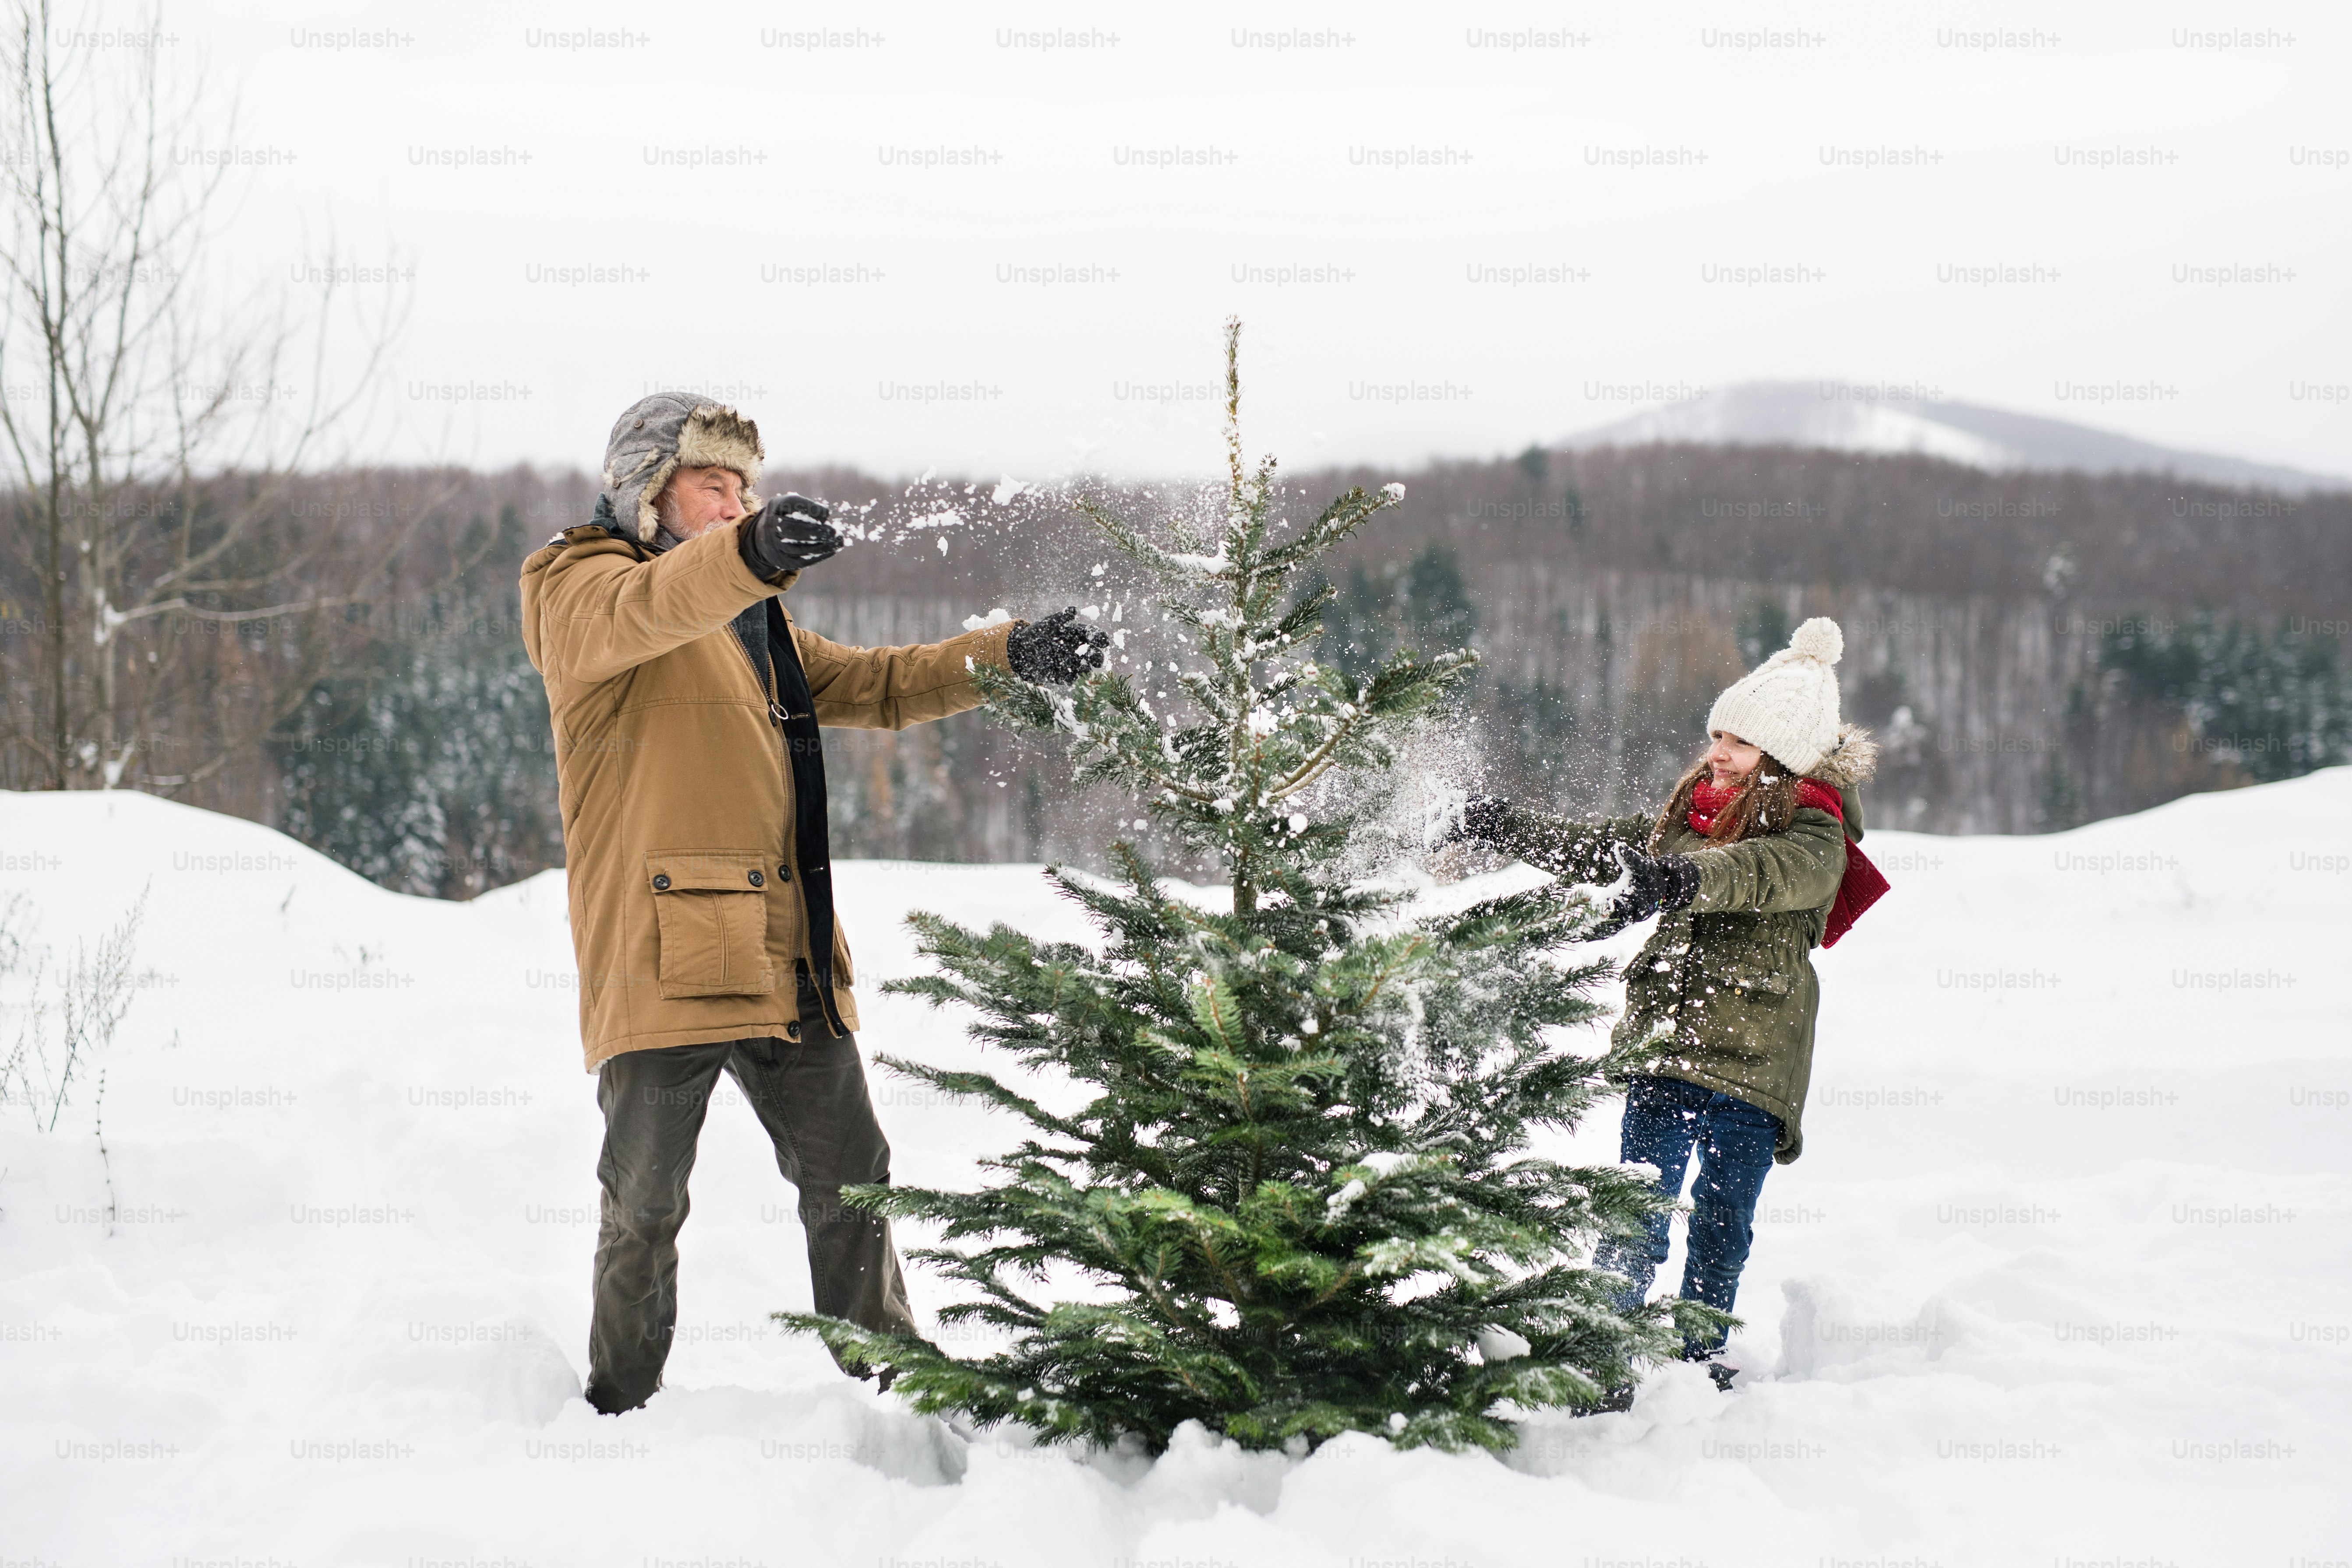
[
  {"x1": 2, "y1": 777, "x2": 2347, "y2": 1565},
  {"x1": 1565, "y1": 381, "x2": 2348, "y2": 493}
]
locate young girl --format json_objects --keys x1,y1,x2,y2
[{"x1": 1456, "y1": 616, "x2": 1883, "y2": 1393}]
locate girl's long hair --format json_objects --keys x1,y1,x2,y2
[{"x1": 1649, "y1": 747, "x2": 1804, "y2": 850}]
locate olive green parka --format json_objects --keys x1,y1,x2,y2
[{"x1": 1486, "y1": 738, "x2": 1875, "y2": 1162}]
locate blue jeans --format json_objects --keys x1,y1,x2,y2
[{"x1": 1596, "y1": 1073, "x2": 1782, "y2": 1355}]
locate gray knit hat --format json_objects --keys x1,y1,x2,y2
[{"x1": 600, "y1": 392, "x2": 765, "y2": 545}]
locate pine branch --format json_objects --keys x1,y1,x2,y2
[{"x1": 873, "y1": 1058, "x2": 1084, "y2": 1141}]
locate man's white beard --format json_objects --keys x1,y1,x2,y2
[{"x1": 651, "y1": 502, "x2": 692, "y2": 553}]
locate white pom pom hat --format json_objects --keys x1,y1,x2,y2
[{"x1": 1706, "y1": 616, "x2": 1849, "y2": 776}]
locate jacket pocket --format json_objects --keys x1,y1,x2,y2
[
  {"x1": 1693, "y1": 916, "x2": 1802, "y2": 999},
  {"x1": 830, "y1": 919, "x2": 855, "y2": 987},
  {"x1": 646, "y1": 850, "x2": 775, "y2": 999},
  {"x1": 1717, "y1": 959, "x2": 1795, "y2": 998}
]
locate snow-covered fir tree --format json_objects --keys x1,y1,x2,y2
[{"x1": 783, "y1": 321, "x2": 1716, "y2": 1453}]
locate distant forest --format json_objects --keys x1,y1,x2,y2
[{"x1": 4, "y1": 442, "x2": 2344, "y2": 897}]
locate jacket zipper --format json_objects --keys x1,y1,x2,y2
[
  {"x1": 729, "y1": 623, "x2": 795, "y2": 728},
  {"x1": 733, "y1": 614, "x2": 845, "y2": 1036}
]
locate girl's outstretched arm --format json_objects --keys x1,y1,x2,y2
[{"x1": 1467, "y1": 801, "x2": 1653, "y2": 884}]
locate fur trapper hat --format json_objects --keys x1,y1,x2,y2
[
  {"x1": 600, "y1": 392, "x2": 765, "y2": 545},
  {"x1": 1708, "y1": 616, "x2": 1878, "y2": 782}
]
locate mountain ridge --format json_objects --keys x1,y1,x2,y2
[{"x1": 1562, "y1": 380, "x2": 2347, "y2": 494}]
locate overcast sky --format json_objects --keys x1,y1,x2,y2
[{"x1": 145, "y1": 0, "x2": 2351, "y2": 482}]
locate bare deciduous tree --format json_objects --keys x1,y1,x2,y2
[{"x1": 0, "y1": 0, "x2": 411, "y2": 795}]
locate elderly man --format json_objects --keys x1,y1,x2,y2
[{"x1": 520, "y1": 392, "x2": 1105, "y2": 1415}]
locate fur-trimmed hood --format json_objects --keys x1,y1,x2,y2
[
  {"x1": 1804, "y1": 722, "x2": 1879, "y2": 790},
  {"x1": 600, "y1": 392, "x2": 765, "y2": 545}
]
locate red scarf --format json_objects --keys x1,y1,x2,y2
[{"x1": 1687, "y1": 779, "x2": 1890, "y2": 948}]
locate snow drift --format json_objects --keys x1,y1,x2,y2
[{"x1": 1, "y1": 774, "x2": 2347, "y2": 1564}]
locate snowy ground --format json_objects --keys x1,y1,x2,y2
[{"x1": 2, "y1": 774, "x2": 2347, "y2": 1567}]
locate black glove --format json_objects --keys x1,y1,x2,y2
[
  {"x1": 1460, "y1": 796, "x2": 1511, "y2": 844},
  {"x1": 1605, "y1": 843, "x2": 1701, "y2": 927},
  {"x1": 1006, "y1": 607, "x2": 1110, "y2": 685},
  {"x1": 740, "y1": 492, "x2": 841, "y2": 577}
]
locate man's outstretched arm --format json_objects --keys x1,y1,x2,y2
[
  {"x1": 529, "y1": 525, "x2": 776, "y2": 686},
  {"x1": 795, "y1": 621, "x2": 1019, "y2": 731},
  {"x1": 795, "y1": 605, "x2": 1109, "y2": 730}
]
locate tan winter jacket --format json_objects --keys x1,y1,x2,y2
[{"x1": 519, "y1": 520, "x2": 1016, "y2": 1071}]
